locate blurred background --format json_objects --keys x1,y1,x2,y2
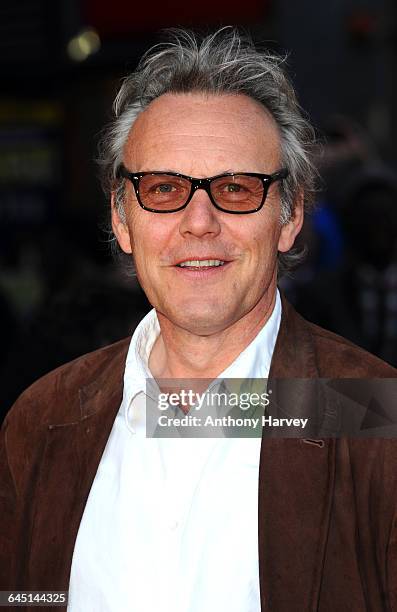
[{"x1": 1, "y1": 0, "x2": 397, "y2": 421}]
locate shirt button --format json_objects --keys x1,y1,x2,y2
[{"x1": 169, "y1": 520, "x2": 179, "y2": 530}]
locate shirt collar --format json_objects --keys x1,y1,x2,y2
[
  {"x1": 123, "y1": 307, "x2": 160, "y2": 398},
  {"x1": 123, "y1": 289, "x2": 281, "y2": 402}
]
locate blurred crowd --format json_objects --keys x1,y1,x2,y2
[
  {"x1": 1, "y1": 115, "x2": 397, "y2": 423},
  {"x1": 282, "y1": 115, "x2": 397, "y2": 366}
]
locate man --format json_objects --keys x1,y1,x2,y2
[{"x1": 1, "y1": 28, "x2": 397, "y2": 612}]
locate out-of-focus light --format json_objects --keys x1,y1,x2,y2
[{"x1": 67, "y1": 28, "x2": 101, "y2": 62}]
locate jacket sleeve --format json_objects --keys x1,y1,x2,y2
[
  {"x1": 388, "y1": 507, "x2": 397, "y2": 610},
  {"x1": 0, "y1": 410, "x2": 18, "y2": 589},
  {"x1": 0, "y1": 389, "x2": 39, "y2": 590}
]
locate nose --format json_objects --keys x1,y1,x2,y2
[{"x1": 178, "y1": 188, "x2": 221, "y2": 239}]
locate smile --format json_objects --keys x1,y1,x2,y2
[{"x1": 177, "y1": 259, "x2": 225, "y2": 268}]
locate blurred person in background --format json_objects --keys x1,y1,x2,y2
[
  {"x1": 293, "y1": 166, "x2": 397, "y2": 366},
  {"x1": 281, "y1": 115, "x2": 374, "y2": 309},
  {"x1": 1, "y1": 28, "x2": 397, "y2": 612}
]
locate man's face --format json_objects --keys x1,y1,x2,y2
[{"x1": 113, "y1": 93, "x2": 302, "y2": 335}]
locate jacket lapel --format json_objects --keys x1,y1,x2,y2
[
  {"x1": 258, "y1": 296, "x2": 337, "y2": 610},
  {"x1": 24, "y1": 342, "x2": 129, "y2": 591}
]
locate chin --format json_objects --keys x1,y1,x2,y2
[{"x1": 165, "y1": 302, "x2": 240, "y2": 335}]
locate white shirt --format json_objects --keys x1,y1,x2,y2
[{"x1": 67, "y1": 290, "x2": 281, "y2": 612}]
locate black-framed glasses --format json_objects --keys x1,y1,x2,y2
[{"x1": 116, "y1": 164, "x2": 289, "y2": 214}]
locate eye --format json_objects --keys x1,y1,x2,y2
[
  {"x1": 216, "y1": 181, "x2": 248, "y2": 194},
  {"x1": 153, "y1": 183, "x2": 177, "y2": 194},
  {"x1": 224, "y1": 183, "x2": 242, "y2": 192}
]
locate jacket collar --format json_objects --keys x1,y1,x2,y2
[
  {"x1": 76, "y1": 293, "x2": 318, "y2": 422},
  {"x1": 60, "y1": 293, "x2": 318, "y2": 428},
  {"x1": 270, "y1": 293, "x2": 319, "y2": 378}
]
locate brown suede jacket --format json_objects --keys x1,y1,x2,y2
[{"x1": 1, "y1": 297, "x2": 397, "y2": 611}]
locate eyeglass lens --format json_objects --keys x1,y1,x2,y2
[{"x1": 138, "y1": 174, "x2": 265, "y2": 212}]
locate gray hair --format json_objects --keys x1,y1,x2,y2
[{"x1": 98, "y1": 27, "x2": 317, "y2": 275}]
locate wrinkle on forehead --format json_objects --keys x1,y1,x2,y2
[{"x1": 123, "y1": 92, "x2": 281, "y2": 175}]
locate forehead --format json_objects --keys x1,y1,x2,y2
[{"x1": 123, "y1": 92, "x2": 281, "y2": 174}]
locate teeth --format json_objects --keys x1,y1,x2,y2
[{"x1": 179, "y1": 259, "x2": 225, "y2": 267}]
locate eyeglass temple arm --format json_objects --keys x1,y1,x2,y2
[
  {"x1": 270, "y1": 168, "x2": 289, "y2": 182},
  {"x1": 117, "y1": 165, "x2": 133, "y2": 180}
]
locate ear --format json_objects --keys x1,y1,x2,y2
[
  {"x1": 111, "y1": 192, "x2": 132, "y2": 254},
  {"x1": 278, "y1": 193, "x2": 304, "y2": 253}
]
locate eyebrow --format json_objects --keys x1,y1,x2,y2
[{"x1": 137, "y1": 168, "x2": 237, "y2": 175}]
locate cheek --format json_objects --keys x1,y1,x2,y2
[
  {"x1": 251, "y1": 238, "x2": 278, "y2": 278},
  {"x1": 128, "y1": 209, "x2": 166, "y2": 256},
  {"x1": 250, "y1": 219, "x2": 281, "y2": 262},
  {"x1": 128, "y1": 216, "x2": 176, "y2": 279}
]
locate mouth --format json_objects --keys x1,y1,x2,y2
[
  {"x1": 172, "y1": 257, "x2": 232, "y2": 278},
  {"x1": 175, "y1": 258, "x2": 227, "y2": 269}
]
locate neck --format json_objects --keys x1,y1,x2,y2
[{"x1": 148, "y1": 289, "x2": 277, "y2": 379}]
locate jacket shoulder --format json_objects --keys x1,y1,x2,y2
[
  {"x1": 307, "y1": 321, "x2": 397, "y2": 377},
  {"x1": 3, "y1": 337, "x2": 131, "y2": 429}
]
